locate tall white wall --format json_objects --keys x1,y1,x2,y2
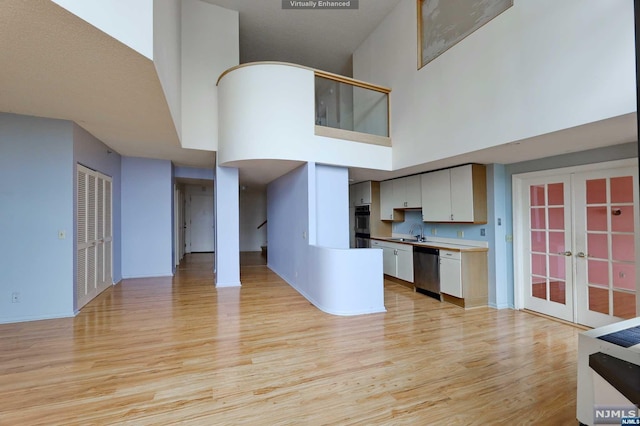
[
  {"x1": 353, "y1": 0, "x2": 636, "y2": 170},
  {"x1": 181, "y1": 0, "x2": 239, "y2": 151},
  {"x1": 153, "y1": 0, "x2": 182, "y2": 140},
  {"x1": 52, "y1": 0, "x2": 153, "y2": 59}
]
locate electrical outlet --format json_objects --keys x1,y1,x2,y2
[
  {"x1": 506, "y1": 234, "x2": 513, "y2": 242},
  {"x1": 431, "y1": 228, "x2": 437, "y2": 235},
  {"x1": 480, "y1": 228, "x2": 486, "y2": 236},
  {"x1": 58, "y1": 230, "x2": 66, "y2": 239},
  {"x1": 457, "y1": 230, "x2": 464, "y2": 238},
  {"x1": 11, "y1": 292, "x2": 20, "y2": 303}
]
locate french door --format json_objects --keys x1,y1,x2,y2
[
  {"x1": 516, "y1": 161, "x2": 638, "y2": 328},
  {"x1": 77, "y1": 165, "x2": 113, "y2": 310}
]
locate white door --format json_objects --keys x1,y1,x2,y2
[
  {"x1": 77, "y1": 165, "x2": 112, "y2": 310},
  {"x1": 515, "y1": 161, "x2": 638, "y2": 327},
  {"x1": 519, "y1": 174, "x2": 574, "y2": 322},
  {"x1": 190, "y1": 194, "x2": 215, "y2": 252},
  {"x1": 573, "y1": 167, "x2": 639, "y2": 327}
]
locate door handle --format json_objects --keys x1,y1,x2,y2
[
  {"x1": 576, "y1": 252, "x2": 588, "y2": 258},
  {"x1": 557, "y1": 251, "x2": 572, "y2": 256}
]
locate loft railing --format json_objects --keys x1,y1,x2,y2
[
  {"x1": 314, "y1": 70, "x2": 391, "y2": 147},
  {"x1": 217, "y1": 62, "x2": 392, "y2": 148}
]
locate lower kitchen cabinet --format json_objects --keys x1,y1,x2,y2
[
  {"x1": 396, "y1": 246, "x2": 413, "y2": 282},
  {"x1": 440, "y1": 250, "x2": 487, "y2": 308},
  {"x1": 439, "y1": 251, "x2": 462, "y2": 298},
  {"x1": 372, "y1": 240, "x2": 413, "y2": 283}
]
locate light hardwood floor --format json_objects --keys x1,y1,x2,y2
[{"x1": 0, "y1": 253, "x2": 581, "y2": 425}]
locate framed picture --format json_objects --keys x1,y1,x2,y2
[{"x1": 418, "y1": 0, "x2": 513, "y2": 69}]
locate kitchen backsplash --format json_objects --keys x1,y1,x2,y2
[{"x1": 392, "y1": 210, "x2": 489, "y2": 241}]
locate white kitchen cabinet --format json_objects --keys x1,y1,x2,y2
[
  {"x1": 379, "y1": 175, "x2": 421, "y2": 221},
  {"x1": 439, "y1": 250, "x2": 488, "y2": 308},
  {"x1": 349, "y1": 181, "x2": 372, "y2": 207},
  {"x1": 421, "y1": 164, "x2": 487, "y2": 223},
  {"x1": 371, "y1": 240, "x2": 413, "y2": 283},
  {"x1": 396, "y1": 246, "x2": 414, "y2": 282},
  {"x1": 380, "y1": 180, "x2": 402, "y2": 221},
  {"x1": 420, "y1": 169, "x2": 451, "y2": 222},
  {"x1": 439, "y1": 250, "x2": 462, "y2": 298}
]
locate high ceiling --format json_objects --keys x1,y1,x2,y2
[
  {"x1": 0, "y1": 1, "x2": 636, "y2": 185},
  {"x1": 202, "y1": 0, "x2": 402, "y2": 75}
]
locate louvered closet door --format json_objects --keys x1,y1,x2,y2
[{"x1": 77, "y1": 165, "x2": 113, "y2": 310}]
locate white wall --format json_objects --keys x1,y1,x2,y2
[
  {"x1": 214, "y1": 165, "x2": 240, "y2": 287},
  {"x1": 181, "y1": 0, "x2": 239, "y2": 151},
  {"x1": 217, "y1": 64, "x2": 392, "y2": 171},
  {"x1": 239, "y1": 188, "x2": 267, "y2": 252},
  {"x1": 121, "y1": 157, "x2": 173, "y2": 278},
  {"x1": 52, "y1": 0, "x2": 153, "y2": 59},
  {"x1": 0, "y1": 114, "x2": 74, "y2": 323},
  {"x1": 313, "y1": 164, "x2": 349, "y2": 248},
  {"x1": 353, "y1": 0, "x2": 636, "y2": 170},
  {"x1": 268, "y1": 163, "x2": 385, "y2": 315},
  {"x1": 153, "y1": 0, "x2": 182, "y2": 140}
]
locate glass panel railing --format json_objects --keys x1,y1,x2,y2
[{"x1": 314, "y1": 73, "x2": 389, "y2": 138}]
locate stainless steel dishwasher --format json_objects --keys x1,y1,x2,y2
[{"x1": 413, "y1": 246, "x2": 440, "y2": 300}]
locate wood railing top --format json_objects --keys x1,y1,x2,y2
[{"x1": 216, "y1": 61, "x2": 390, "y2": 94}]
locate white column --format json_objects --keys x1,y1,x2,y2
[{"x1": 214, "y1": 165, "x2": 240, "y2": 287}]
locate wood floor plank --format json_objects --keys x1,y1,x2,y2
[{"x1": 0, "y1": 253, "x2": 581, "y2": 425}]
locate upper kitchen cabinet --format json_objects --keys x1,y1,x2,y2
[
  {"x1": 421, "y1": 164, "x2": 487, "y2": 223},
  {"x1": 379, "y1": 175, "x2": 421, "y2": 221},
  {"x1": 349, "y1": 181, "x2": 372, "y2": 206}
]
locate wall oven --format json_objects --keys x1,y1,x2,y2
[{"x1": 354, "y1": 205, "x2": 371, "y2": 248}]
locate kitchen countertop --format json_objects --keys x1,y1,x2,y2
[{"x1": 370, "y1": 236, "x2": 488, "y2": 252}]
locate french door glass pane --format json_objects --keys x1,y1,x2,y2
[
  {"x1": 613, "y1": 263, "x2": 635, "y2": 290},
  {"x1": 531, "y1": 276, "x2": 547, "y2": 299},
  {"x1": 531, "y1": 208, "x2": 545, "y2": 229},
  {"x1": 530, "y1": 185, "x2": 545, "y2": 206},
  {"x1": 587, "y1": 233, "x2": 608, "y2": 259},
  {"x1": 548, "y1": 207, "x2": 564, "y2": 229},
  {"x1": 610, "y1": 176, "x2": 633, "y2": 203},
  {"x1": 588, "y1": 259, "x2": 609, "y2": 285},
  {"x1": 549, "y1": 231, "x2": 565, "y2": 253},
  {"x1": 588, "y1": 286, "x2": 609, "y2": 314},
  {"x1": 611, "y1": 205, "x2": 634, "y2": 232},
  {"x1": 612, "y1": 234, "x2": 635, "y2": 262},
  {"x1": 586, "y1": 179, "x2": 607, "y2": 204},
  {"x1": 549, "y1": 255, "x2": 566, "y2": 280},
  {"x1": 531, "y1": 231, "x2": 546, "y2": 252},
  {"x1": 613, "y1": 291, "x2": 636, "y2": 319},
  {"x1": 548, "y1": 183, "x2": 564, "y2": 205},
  {"x1": 550, "y1": 280, "x2": 566, "y2": 304},
  {"x1": 587, "y1": 206, "x2": 608, "y2": 231},
  {"x1": 531, "y1": 253, "x2": 547, "y2": 276}
]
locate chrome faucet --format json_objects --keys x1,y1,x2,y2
[{"x1": 408, "y1": 222, "x2": 424, "y2": 241}]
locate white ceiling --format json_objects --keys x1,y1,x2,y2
[
  {"x1": 1, "y1": 0, "x2": 636, "y2": 187},
  {"x1": 202, "y1": 0, "x2": 402, "y2": 75}
]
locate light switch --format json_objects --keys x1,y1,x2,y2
[{"x1": 58, "y1": 230, "x2": 66, "y2": 240}]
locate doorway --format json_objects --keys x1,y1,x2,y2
[{"x1": 513, "y1": 159, "x2": 639, "y2": 328}]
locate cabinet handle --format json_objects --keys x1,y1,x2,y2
[
  {"x1": 557, "y1": 251, "x2": 572, "y2": 257},
  {"x1": 576, "y1": 252, "x2": 588, "y2": 258}
]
